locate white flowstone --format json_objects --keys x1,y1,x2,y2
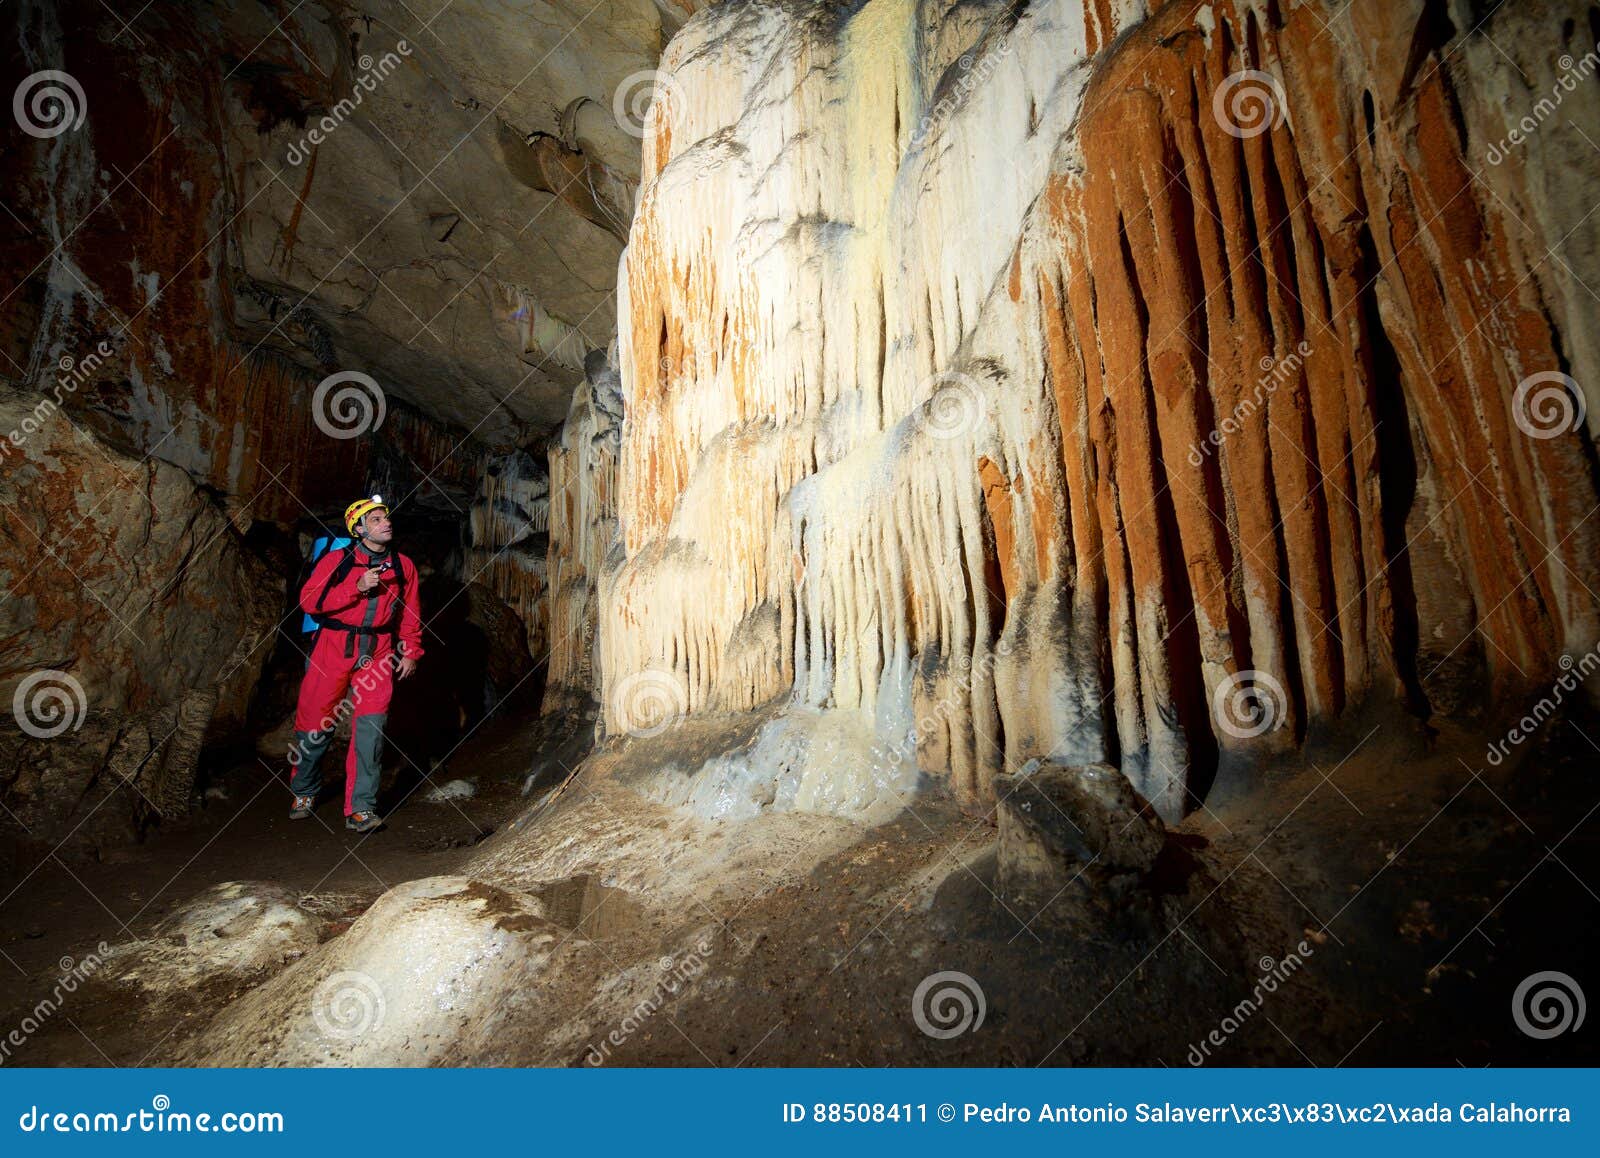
[
  {"x1": 183, "y1": 877, "x2": 560, "y2": 1066},
  {"x1": 103, "y1": 882, "x2": 319, "y2": 995}
]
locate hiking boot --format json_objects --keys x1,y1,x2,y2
[
  {"x1": 288, "y1": 794, "x2": 316, "y2": 820},
  {"x1": 345, "y1": 811, "x2": 383, "y2": 833}
]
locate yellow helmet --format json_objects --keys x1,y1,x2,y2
[{"x1": 343, "y1": 494, "x2": 388, "y2": 536}]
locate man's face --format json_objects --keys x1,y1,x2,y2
[{"x1": 360, "y1": 508, "x2": 393, "y2": 544}]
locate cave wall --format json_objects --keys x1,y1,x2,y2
[
  {"x1": 1, "y1": 0, "x2": 656, "y2": 843},
  {"x1": 467, "y1": 448, "x2": 553, "y2": 659},
  {"x1": 0, "y1": 390, "x2": 280, "y2": 845},
  {"x1": 0, "y1": 0, "x2": 666, "y2": 491},
  {"x1": 574, "y1": 0, "x2": 1600, "y2": 817}
]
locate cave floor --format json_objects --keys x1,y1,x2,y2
[
  {"x1": 464, "y1": 708, "x2": 1598, "y2": 1068},
  {"x1": 2, "y1": 704, "x2": 1597, "y2": 1067},
  {"x1": 0, "y1": 695, "x2": 585, "y2": 1065}
]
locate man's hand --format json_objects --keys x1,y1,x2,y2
[
  {"x1": 397, "y1": 655, "x2": 418, "y2": 680},
  {"x1": 355, "y1": 566, "x2": 384, "y2": 594}
]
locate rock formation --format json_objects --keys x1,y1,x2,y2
[
  {"x1": 180, "y1": 876, "x2": 562, "y2": 1065},
  {"x1": 101, "y1": 881, "x2": 321, "y2": 998},
  {"x1": 0, "y1": 391, "x2": 279, "y2": 843},
  {"x1": 3, "y1": 0, "x2": 1597, "y2": 851},
  {"x1": 5, "y1": 0, "x2": 1598, "y2": 1071},
  {"x1": 2, "y1": 0, "x2": 666, "y2": 844},
  {"x1": 567, "y1": 0, "x2": 1600, "y2": 820},
  {"x1": 467, "y1": 448, "x2": 552, "y2": 657},
  {"x1": 545, "y1": 349, "x2": 624, "y2": 709}
]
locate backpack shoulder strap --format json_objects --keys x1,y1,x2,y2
[
  {"x1": 386, "y1": 554, "x2": 410, "y2": 627},
  {"x1": 317, "y1": 546, "x2": 361, "y2": 611}
]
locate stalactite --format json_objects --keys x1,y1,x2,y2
[
  {"x1": 566, "y1": 0, "x2": 1599, "y2": 818},
  {"x1": 545, "y1": 359, "x2": 622, "y2": 709},
  {"x1": 465, "y1": 449, "x2": 551, "y2": 658}
]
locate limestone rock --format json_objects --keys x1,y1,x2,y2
[
  {"x1": 545, "y1": 350, "x2": 623, "y2": 710},
  {"x1": 1, "y1": 0, "x2": 663, "y2": 522},
  {"x1": 641, "y1": 708, "x2": 922, "y2": 825},
  {"x1": 103, "y1": 882, "x2": 320, "y2": 996},
  {"x1": 0, "y1": 391, "x2": 279, "y2": 845},
  {"x1": 466, "y1": 450, "x2": 551, "y2": 658},
  {"x1": 182, "y1": 877, "x2": 561, "y2": 1066},
  {"x1": 994, "y1": 764, "x2": 1167, "y2": 887},
  {"x1": 991, "y1": 763, "x2": 1202, "y2": 940},
  {"x1": 422, "y1": 778, "x2": 477, "y2": 803},
  {"x1": 584, "y1": 0, "x2": 1600, "y2": 822}
]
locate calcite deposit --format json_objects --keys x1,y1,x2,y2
[
  {"x1": 4, "y1": 0, "x2": 1598, "y2": 1071},
  {"x1": 574, "y1": 0, "x2": 1600, "y2": 820}
]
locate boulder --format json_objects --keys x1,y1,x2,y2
[
  {"x1": 996, "y1": 763, "x2": 1166, "y2": 879},
  {"x1": 0, "y1": 393, "x2": 280, "y2": 847},
  {"x1": 181, "y1": 877, "x2": 561, "y2": 1065},
  {"x1": 992, "y1": 763, "x2": 1170, "y2": 931}
]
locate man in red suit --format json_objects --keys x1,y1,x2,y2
[{"x1": 287, "y1": 495, "x2": 423, "y2": 832}]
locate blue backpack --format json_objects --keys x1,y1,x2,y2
[{"x1": 300, "y1": 535, "x2": 352, "y2": 634}]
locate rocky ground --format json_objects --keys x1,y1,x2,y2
[
  {"x1": 0, "y1": 686, "x2": 578, "y2": 1064},
  {"x1": 2, "y1": 697, "x2": 1595, "y2": 1068}
]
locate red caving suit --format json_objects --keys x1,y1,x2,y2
[{"x1": 287, "y1": 545, "x2": 424, "y2": 816}]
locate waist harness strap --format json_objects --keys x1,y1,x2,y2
[{"x1": 309, "y1": 617, "x2": 400, "y2": 635}]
